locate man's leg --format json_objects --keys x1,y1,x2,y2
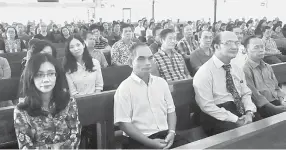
[{"x1": 258, "y1": 102, "x2": 285, "y2": 118}]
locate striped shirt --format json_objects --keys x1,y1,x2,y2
[{"x1": 154, "y1": 49, "x2": 188, "y2": 82}]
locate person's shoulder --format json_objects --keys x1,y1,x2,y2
[
  {"x1": 0, "y1": 56, "x2": 8, "y2": 62},
  {"x1": 92, "y1": 58, "x2": 101, "y2": 67}
]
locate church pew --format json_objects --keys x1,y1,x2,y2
[
  {"x1": 0, "y1": 65, "x2": 132, "y2": 102},
  {"x1": 271, "y1": 62, "x2": 286, "y2": 84}
]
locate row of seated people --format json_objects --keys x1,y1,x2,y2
[{"x1": 10, "y1": 28, "x2": 286, "y2": 149}]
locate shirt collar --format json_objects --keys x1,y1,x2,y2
[
  {"x1": 130, "y1": 72, "x2": 153, "y2": 84},
  {"x1": 213, "y1": 54, "x2": 226, "y2": 68},
  {"x1": 158, "y1": 48, "x2": 177, "y2": 55},
  {"x1": 247, "y1": 59, "x2": 266, "y2": 69}
]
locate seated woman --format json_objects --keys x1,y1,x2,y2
[
  {"x1": 64, "y1": 35, "x2": 103, "y2": 96},
  {"x1": 0, "y1": 56, "x2": 11, "y2": 79},
  {"x1": 85, "y1": 32, "x2": 108, "y2": 68},
  {"x1": 0, "y1": 26, "x2": 27, "y2": 53},
  {"x1": 14, "y1": 53, "x2": 81, "y2": 149}
]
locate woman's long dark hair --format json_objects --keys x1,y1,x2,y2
[
  {"x1": 64, "y1": 35, "x2": 94, "y2": 73},
  {"x1": 61, "y1": 26, "x2": 70, "y2": 38},
  {"x1": 18, "y1": 53, "x2": 71, "y2": 117}
]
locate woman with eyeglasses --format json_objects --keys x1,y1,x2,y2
[
  {"x1": 64, "y1": 35, "x2": 103, "y2": 96},
  {"x1": 14, "y1": 53, "x2": 81, "y2": 149}
]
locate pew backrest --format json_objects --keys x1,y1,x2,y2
[
  {"x1": 0, "y1": 78, "x2": 20, "y2": 102},
  {"x1": 271, "y1": 62, "x2": 286, "y2": 83}
]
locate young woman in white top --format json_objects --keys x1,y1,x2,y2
[{"x1": 64, "y1": 35, "x2": 103, "y2": 96}]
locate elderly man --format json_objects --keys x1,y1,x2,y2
[
  {"x1": 243, "y1": 35, "x2": 286, "y2": 118},
  {"x1": 193, "y1": 31, "x2": 258, "y2": 136}
]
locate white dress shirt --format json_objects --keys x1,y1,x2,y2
[
  {"x1": 193, "y1": 55, "x2": 256, "y2": 123},
  {"x1": 66, "y1": 59, "x2": 103, "y2": 96},
  {"x1": 231, "y1": 45, "x2": 248, "y2": 69},
  {"x1": 114, "y1": 73, "x2": 175, "y2": 136},
  {"x1": 134, "y1": 26, "x2": 145, "y2": 38}
]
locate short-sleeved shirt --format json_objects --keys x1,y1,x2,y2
[
  {"x1": 114, "y1": 73, "x2": 175, "y2": 136},
  {"x1": 88, "y1": 49, "x2": 108, "y2": 68},
  {"x1": 14, "y1": 97, "x2": 81, "y2": 149},
  {"x1": 0, "y1": 57, "x2": 11, "y2": 79},
  {"x1": 154, "y1": 49, "x2": 187, "y2": 82},
  {"x1": 111, "y1": 40, "x2": 134, "y2": 65},
  {"x1": 176, "y1": 37, "x2": 198, "y2": 56},
  {"x1": 66, "y1": 59, "x2": 103, "y2": 96},
  {"x1": 189, "y1": 47, "x2": 214, "y2": 76}
]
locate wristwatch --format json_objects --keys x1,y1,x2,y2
[
  {"x1": 246, "y1": 110, "x2": 255, "y2": 118},
  {"x1": 168, "y1": 130, "x2": 176, "y2": 135}
]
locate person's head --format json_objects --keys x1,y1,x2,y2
[
  {"x1": 31, "y1": 40, "x2": 57, "y2": 57},
  {"x1": 183, "y1": 25, "x2": 194, "y2": 38},
  {"x1": 52, "y1": 24, "x2": 58, "y2": 32},
  {"x1": 240, "y1": 22, "x2": 246, "y2": 29},
  {"x1": 232, "y1": 27, "x2": 243, "y2": 42},
  {"x1": 200, "y1": 31, "x2": 213, "y2": 48},
  {"x1": 153, "y1": 26, "x2": 162, "y2": 42},
  {"x1": 262, "y1": 26, "x2": 272, "y2": 38},
  {"x1": 163, "y1": 22, "x2": 169, "y2": 29},
  {"x1": 79, "y1": 25, "x2": 88, "y2": 39},
  {"x1": 66, "y1": 24, "x2": 74, "y2": 34},
  {"x1": 273, "y1": 24, "x2": 282, "y2": 33},
  {"x1": 35, "y1": 26, "x2": 40, "y2": 35},
  {"x1": 212, "y1": 31, "x2": 240, "y2": 61},
  {"x1": 61, "y1": 27, "x2": 70, "y2": 37},
  {"x1": 138, "y1": 20, "x2": 143, "y2": 26},
  {"x1": 243, "y1": 35, "x2": 265, "y2": 61},
  {"x1": 27, "y1": 38, "x2": 41, "y2": 51},
  {"x1": 64, "y1": 35, "x2": 94, "y2": 73},
  {"x1": 267, "y1": 21, "x2": 273, "y2": 27},
  {"x1": 120, "y1": 23, "x2": 133, "y2": 40},
  {"x1": 19, "y1": 53, "x2": 70, "y2": 117},
  {"x1": 160, "y1": 28, "x2": 176, "y2": 50},
  {"x1": 113, "y1": 22, "x2": 120, "y2": 33},
  {"x1": 39, "y1": 22, "x2": 47, "y2": 32},
  {"x1": 16, "y1": 23, "x2": 25, "y2": 34},
  {"x1": 257, "y1": 20, "x2": 267, "y2": 29},
  {"x1": 6, "y1": 26, "x2": 18, "y2": 39},
  {"x1": 220, "y1": 23, "x2": 227, "y2": 31},
  {"x1": 246, "y1": 20, "x2": 254, "y2": 28},
  {"x1": 201, "y1": 23, "x2": 209, "y2": 31},
  {"x1": 89, "y1": 24, "x2": 101, "y2": 39},
  {"x1": 90, "y1": 19, "x2": 94, "y2": 24},
  {"x1": 85, "y1": 31, "x2": 95, "y2": 48},
  {"x1": 128, "y1": 42, "x2": 153, "y2": 76},
  {"x1": 102, "y1": 22, "x2": 109, "y2": 31}
]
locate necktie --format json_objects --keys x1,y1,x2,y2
[{"x1": 222, "y1": 64, "x2": 245, "y2": 115}]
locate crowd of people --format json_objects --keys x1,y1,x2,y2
[{"x1": 1, "y1": 15, "x2": 286, "y2": 149}]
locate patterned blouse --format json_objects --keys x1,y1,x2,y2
[
  {"x1": 111, "y1": 40, "x2": 134, "y2": 65},
  {"x1": 1, "y1": 39, "x2": 26, "y2": 53},
  {"x1": 14, "y1": 97, "x2": 81, "y2": 149}
]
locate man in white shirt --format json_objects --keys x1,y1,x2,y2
[
  {"x1": 134, "y1": 20, "x2": 145, "y2": 38},
  {"x1": 231, "y1": 27, "x2": 248, "y2": 69},
  {"x1": 193, "y1": 31, "x2": 258, "y2": 136},
  {"x1": 114, "y1": 42, "x2": 188, "y2": 149}
]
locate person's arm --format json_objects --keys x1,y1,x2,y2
[
  {"x1": 66, "y1": 73, "x2": 79, "y2": 96},
  {"x1": 14, "y1": 108, "x2": 48, "y2": 149},
  {"x1": 182, "y1": 59, "x2": 191, "y2": 78},
  {"x1": 177, "y1": 42, "x2": 190, "y2": 59},
  {"x1": 243, "y1": 67, "x2": 269, "y2": 108},
  {"x1": 270, "y1": 66, "x2": 286, "y2": 101},
  {"x1": 239, "y1": 68, "x2": 257, "y2": 113},
  {"x1": 60, "y1": 98, "x2": 81, "y2": 149},
  {"x1": 1, "y1": 58, "x2": 11, "y2": 79},
  {"x1": 193, "y1": 68, "x2": 239, "y2": 123},
  {"x1": 93, "y1": 60, "x2": 103, "y2": 93},
  {"x1": 101, "y1": 52, "x2": 109, "y2": 68}
]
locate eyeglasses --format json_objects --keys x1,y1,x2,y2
[
  {"x1": 35, "y1": 72, "x2": 56, "y2": 80},
  {"x1": 221, "y1": 41, "x2": 241, "y2": 46}
]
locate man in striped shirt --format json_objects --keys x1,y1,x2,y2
[
  {"x1": 89, "y1": 24, "x2": 111, "y2": 53},
  {"x1": 153, "y1": 29, "x2": 190, "y2": 82}
]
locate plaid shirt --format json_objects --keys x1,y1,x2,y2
[
  {"x1": 94, "y1": 37, "x2": 109, "y2": 49},
  {"x1": 111, "y1": 40, "x2": 134, "y2": 65},
  {"x1": 176, "y1": 37, "x2": 198, "y2": 56},
  {"x1": 154, "y1": 49, "x2": 188, "y2": 82}
]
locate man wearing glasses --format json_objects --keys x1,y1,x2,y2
[{"x1": 193, "y1": 31, "x2": 258, "y2": 136}]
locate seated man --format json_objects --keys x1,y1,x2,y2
[
  {"x1": 262, "y1": 26, "x2": 286, "y2": 64},
  {"x1": 114, "y1": 42, "x2": 189, "y2": 149},
  {"x1": 153, "y1": 29, "x2": 190, "y2": 81},
  {"x1": 243, "y1": 35, "x2": 286, "y2": 118},
  {"x1": 193, "y1": 31, "x2": 257, "y2": 136},
  {"x1": 89, "y1": 24, "x2": 111, "y2": 53},
  {"x1": 230, "y1": 26, "x2": 248, "y2": 69},
  {"x1": 189, "y1": 31, "x2": 214, "y2": 76}
]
